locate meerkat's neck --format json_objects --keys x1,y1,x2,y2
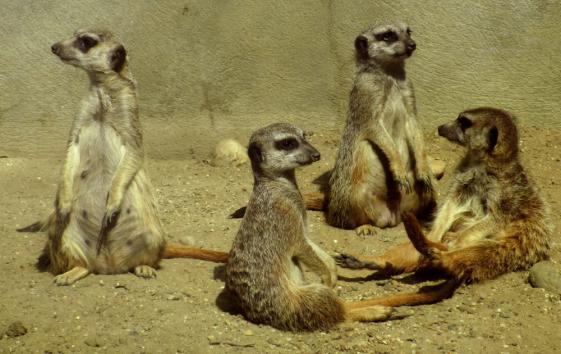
[
  {"x1": 254, "y1": 169, "x2": 298, "y2": 189},
  {"x1": 88, "y1": 67, "x2": 136, "y2": 95},
  {"x1": 362, "y1": 61, "x2": 407, "y2": 80}
]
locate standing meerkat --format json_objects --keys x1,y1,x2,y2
[
  {"x1": 225, "y1": 123, "x2": 397, "y2": 331},
  {"x1": 19, "y1": 30, "x2": 228, "y2": 286},
  {"x1": 307, "y1": 23, "x2": 435, "y2": 235},
  {"x1": 336, "y1": 108, "x2": 551, "y2": 305}
]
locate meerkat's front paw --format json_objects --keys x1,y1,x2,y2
[
  {"x1": 441, "y1": 231, "x2": 458, "y2": 244},
  {"x1": 55, "y1": 193, "x2": 73, "y2": 226},
  {"x1": 393, "y1": 170, "x2": 412, "y2": 194},
  {"x1": 416, "y1": 173, "x2": 434, "y2": 195},
  {"x1": 96, "y1": 207, "x2": 121, "y2": 253},
  {"x1": 322, "y1": 257, "x2": 338, "y2": 288},
  {"x1": 134, "y1": 265, "x2": 157, "y2": 279}
]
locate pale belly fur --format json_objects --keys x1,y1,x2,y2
[{"x1": 60, "y1": 121, "x2": 164, "y2": 273}]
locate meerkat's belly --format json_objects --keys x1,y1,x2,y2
[
  {"x1": 381, "y1": 93, "x2": 412, "y2": 168},
  {"x1": 73, "y1": 121, "x2": 124, "y2": 218},
  {"x1": 63, "y1": 122, "x2": 164, "y2": 273}
]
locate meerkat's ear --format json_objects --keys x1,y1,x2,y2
[
  {"x1": 355, "y1": 35, "x2": 369, "y2": 61},
  {"x1": 247, "y1": 142, "x2": 263, "y2": 164},
  {"x1": 110, "y1": 45, "x2": 127, "y2": 72},
  {"x1": 488, "y1": 126, "x2": 499, "y2": 152}
]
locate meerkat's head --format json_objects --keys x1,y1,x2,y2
[
  {"x1": 355, "y1": 23, "x2": 416, "y2": 66},
  {"x1": 438, "y1": 107, "x2": 519, "y2": 162},
  {"x1": 51, "y1": 29, "x2": 128, "y2": 74},
  {"x1": 247, "y1": 123, "x2": 320, "y2": 175}
]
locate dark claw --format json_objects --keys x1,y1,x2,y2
[
  {"x1": 96, "y1": 210, "x2": 120, "y2": 254},
  {"x1": 419, "y1": 177, "x2": 433, "y2": 194},
  {"x1": 397, "y1": 179, "x2": 412, "y2": 194},
  {"x1": 334, "y1": 253, "x2": 378, "y2": 270}
]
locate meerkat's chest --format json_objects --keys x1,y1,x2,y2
[
  {"x1": 381, "y1": 83, "x2": 413, "y2": 130},
  {"x1": 76, "y1": 121, "x2": 125, "y2": 176}
]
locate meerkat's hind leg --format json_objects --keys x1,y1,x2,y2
[
  {"x1": 355, "y1": 224, "x2": 377, "y2": 236},
  {"x1": 334, "y1": 253, "x2": 383, "y2": 270},
  {"x1": 54, "y1": 266, "x2": 90, "y2": 286},
  {"x1": 134, "y1": 265, "x2": 157, "y2": 279}
]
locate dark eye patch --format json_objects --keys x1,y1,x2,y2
[
  {"x1": 457, "y1": 116, "x2": 473, "y2": 131},
  {"x1": 406, "y1": 28, "x2": 412, "y2": 35},
  {"x1": 76, "y1": 36, "x2": 98, "y2": 53},
  {"x1": 275, "y1": 137, "x2": 299, "y2": 151},
  {"x1": 375, "y1": 31, "x2": 398, "y2": 43}
]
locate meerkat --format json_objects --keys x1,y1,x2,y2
[
  {"x1": 225, "y1": 123, "x2": 399, "y2": 331},
  {"x1": 211, "y1": 138, "x2": 249, "y2": 167},
  {"x1": 336, "y1": 107, "x2": 551, "y2": 305},
  {"x1": 19, "y1": 30, "x2": 228, "y2": 286},
  {"x1": 229, "y1": 24, "x2": 436, "y2": 234},
  {"x1": 323, "y1": 23, "x2": 436, "y2": 235}
]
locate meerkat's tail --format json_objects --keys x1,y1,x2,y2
[
  {"x1": 346, "y1": 279, "x2": 459, "y2": 308},
  {"x1": 229, "y1": 192, "x2": 326, "y2": 219},
  {"x1": 17, "y1": 213, "x2": 55, "y2": 233},
  {"x1": 161, "y1": 243, "x2": 229, "y2": 263},
  {"x1": 401, "y1": 212, "x2": 449, "y2": 253},
  {"x1": 302, "y1": 191, "x2": 326, "y2": 211}
]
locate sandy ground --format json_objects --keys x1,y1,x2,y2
[{"x1": 1, "y1": 125, "x2": 560, "y2": 353}]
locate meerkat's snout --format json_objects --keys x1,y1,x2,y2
[
  {"x1": 305, "y1": 142, "x2": 321, "y2": 163},
  {"x1": 51, "y1": 43, "x2": 61, "y2": 55},
  {"x1": 406, "y1": 40, "x2": 416, "y2": 55}
]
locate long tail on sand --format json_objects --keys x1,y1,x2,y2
[
  {"x1": 346, "y1": 279, "x2": 458, "y2": 308},
  {"x1": 17, "y1": 213, "x2": 55, "y2": 233},
  {"x1": 161, "y1": 244, "x2": 229, "y2": 263},
  {"x1": 18, "y1": 217, "x2": 229, "y2": 263}
]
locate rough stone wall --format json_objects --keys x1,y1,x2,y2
[{"x1": 1, "y1": 0, "x2": 560, "y2": 158}]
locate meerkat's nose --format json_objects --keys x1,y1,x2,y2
[
  {"x1": 407, "y1": 41, "x2": 416, "y2": 52},
  {"x1": 51, "y1": 43, "x2": 61, "y2": 54},
  {"x1": 311, "y1": 151, "x2": 321, "y2": 162}
]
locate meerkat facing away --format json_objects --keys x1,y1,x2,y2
[
  {"x1": 304, "y1": 24, "x2": 436, "y2": 235},
  {"x1": 20, "y1": 30, "x2": 228, "y2": 286},
  {"x1": 225, "y1": 123, "x2": 403, "y2": 331},
  {"x1": 336, "y1": 108, "x2": 551, "y2": 305}
]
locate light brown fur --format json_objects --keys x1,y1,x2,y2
[
  {"x1": 225, "y1": 123, "x2": 394, "y2": 331},
  {"x1": 20, "y1": 30, "x2": 227, "y2": 285},
  {"x1": 336, "y1": 108, "x2": 551, "y2": 304},
  {"x1": 324, "y1": 23, "x2": 435, "y2": 234}
]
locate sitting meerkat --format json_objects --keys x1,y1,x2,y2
[
  {"x1": 324, "y1": 23, "x2": 436, "y2": 235},
  {"x1": 225, "y1": 123, "x2": 399, "y2": 331},
  {"x1": 19, "y1": 30, "x2": 228, "y2": 286},
  {"x1": 336, "y1": 108, "x2": 551, "y2": 305}
]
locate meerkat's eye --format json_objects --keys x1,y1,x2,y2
[
  {"x1": 376, "y1": 31, "x2": 397, "y2": 43},
  {"x1": 406, "y1": 28, "x2": 412, "y2": 35},
  {"x1": 275, "y1": 138, "x2": 299, "y2": 151},
  {"x1": 457, "y1": 116, "x2": 473, "y2": 131},
  {"x1": 77, "y1": 36, "x2": 98, "y2": 52}
]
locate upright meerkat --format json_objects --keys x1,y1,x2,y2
[
  {"x1": 225, "y1": 123, "x2": 397, "y2": 331},
  {"x1": 19, "y1": 30, "x2": 228, "y2": 286},
  {"x1": 326, "y1": 23, "x2": 434, "y2": 234},
  {"x1": 336, "y1": 108, "x2": 551, "y2": 305}
]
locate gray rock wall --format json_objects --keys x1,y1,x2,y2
[{"x1": 1, "y1": 0, "x2": 560, "y2": 158}]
